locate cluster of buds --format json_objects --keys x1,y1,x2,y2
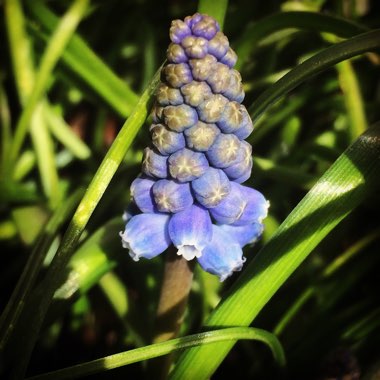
[{"x1": 120, "y1": 13, "x2": 269, "y2": 281}]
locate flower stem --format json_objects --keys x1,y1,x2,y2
[{"x1": 149, "y1": 249, "x2": 195, "y2": 379}]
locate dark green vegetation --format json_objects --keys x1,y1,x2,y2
[{"x1": 0, "y1": 0, "x2": 379, "y2": 379}]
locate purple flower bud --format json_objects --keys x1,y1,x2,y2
[
  {"x1": 150, "y1": 123, "x2": 186, "y2": 155},
  {"x1": 181, "y1": 36, "x2": 209, "y2": 59},
  {"x1": 168, "y1": 204, "x2": 212, "y2": 260},
  {"x1": 181, "y1": 81, "x2": 212, "y2": 107},
  {"x1": 152, "y1": 179, "x2": 193, "y2": 213},
  {"x1": 223, "y1": 69, "x2": 245, "y2": 102},
  {"x1": 209, "y1": 183, "x2": 268, "y2": 226},
  {"x1": 230, "y1": 185, "x2": 269, "y2": 226},
  {"x1": 206, "y1": 63, "x2": 230, "y2": 93},
  {"x1": 234, "y1": 106, "x2": 254, "y2": 139},
  {"x1": 209, "y1": 182, "x2": 247, "y2": 224},
  {"x1": 167, "y1": 43, "x2": 188, "y2": 63},
  {"x1": 170, "y1": 19, "x2": 191, "y2": 44},
  {"x1": 223, "y1": 140, "x2": 252, "y2": 183},
  {"x1": 163, "y1": 63, "x2": 193, "y2": 88},
  {"x1": 206, "y1": 133, "x2": 241, "y2": 168},
  {"x1": 220, "y1": 223, "x2": 264, "y2": 248},
  {"x1": 156, "y1": 83, "x2": 184, "y2": 106},
  {"x1": 197, "y1": 224, "x2": 245, "y2": 281},
  {"x1": 130, "y1": 176, "x2": 156, "y2": 213},
  {"x1": 191, "y1": 15, "x2": 219, "y2": 40},
  {"x1": 217, "y1": 102, "x2": 244, "y2": 134},
  {"x1": 168, "y1": 147, "x2": 209, "y2": 182},
  {"x1": 208, "y1": 31, "x2": 229, "y2": 59},
  {"x1": 184, "y1": 121, "x2": 220, "y2": 151},
  {"x1": 151, "y1": 104, "x2": 164, "y2": 123},
  {"x1": 197, "y1": 94, "x2": 228, "y2": 123},
  {"x1": 142, "y1": 147, "x2": 168, "y2": 178},
  {"x1": 191, "y1": 167, "x2": 231, "y2": 208},
  {"x1": 189, "y1": 54, "x2": 217, "y2": 81},
  {"x1": 120, "y1": 213, "x2": 171, "y2": 261},
  {"x1": 163, "y1": 104, "x2": 198, "y2": 132},
  {"x1": 184, "y1": 13, "x2": 203, "y2": 28},
  {"x1": 220, "y1": 47, "x2": 238, "y2": 68}
]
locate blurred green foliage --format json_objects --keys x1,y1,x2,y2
[{"x1": 0, "y1": 0, "x2": 379, "y2": 379}]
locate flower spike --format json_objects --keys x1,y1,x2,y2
[{"x1": 121, "y1": 13, "x2": 269, "y2": 281}]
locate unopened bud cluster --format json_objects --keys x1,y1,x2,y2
[{"x1": 121, "y1": 13, "x2": 268, "y2": 281}]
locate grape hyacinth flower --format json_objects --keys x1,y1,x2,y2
[{"x1": 120, "y1": 13, "x2": 269, "y2": 281}]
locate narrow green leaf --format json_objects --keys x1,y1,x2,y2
[
  {"x1": 4, "y1": 0, "x2": 35, "y2": 104},
  {"x1": 249, "y1": 29, "x2": 380, "y2": 123},
  {"x1": 99, "y1": 271, "x2": 129, "y2": 320},
  {"x1": 170, "y1": 125, "x2": 380, "y2": 379},
  {"x1": 253, "y1": 156, "x2": 316, "y2": 189},
  {"x1": 10, "y1": 0, "x2": 89, "y2": 161},
  {"x1": 54, "y1": 219, "x2": 120, "y2": 300},
  {"x1": 4, "y1": 0, "x2": 59, "y2": 205},
  {"x1": 0, "y1": 189, "x2": 83, "y2": 351},
  {"x1": 7, "y1": 69, "x2": 161, "y2": 379},
  {"x1": 337, "y1": 60, "x2": 368, "y2": 141},
  {"x1": 0, "y1": 79, "x2": 12, "y2": 176},
  {"x1": 43, "y1": 103, "x2": 91, "y2": 160},
  {"x1": 273, "y1": 227, "x2": 380, "y2": 336},
  {"x1": 197, "y1": 0, "x2": 229, "y2": 30},
  {"x1": 12, "y1": 150, "x2": 36, "y2": 181},
  {"x1": 29, "y1": 103, "x2": 60, "y2": 207},
  {"x1": 27, "y1": 0, "x2": 139, "y2": 117},
  {"x1": 27, "y1": 327, "x2": 284, "y2": 380},
  {"x1": 235, "y1": 11, "x2": 368, "y2": 70}
]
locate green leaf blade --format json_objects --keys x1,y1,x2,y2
[
  {"x1": 249, "y1": 29, "x2": 380, "y2": 122},
  {"x1": 170, "y1": 125, "x2": 380, "y2": 379}
]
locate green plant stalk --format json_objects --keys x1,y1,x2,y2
[
  {"x1": 234, "y1": 11, "x2": 368, "y2": 70},
  {"x1": 10, "y1": 0, "x2": 89, "y2": 162},
  {"x1": 337, "y1": 59, "x2": 368, "y2": 141},
  {"x1": 26, "y1": 327, "x2": 285, "y2": 380},
  {"x1": 249, "y1": 29, "x2": 380, "y2": 123},
  {"x1": 7, "y1": 69, "x2": 161, "y2": 380},
  {"x1": 197, "y1": 0, "x2": 228, "y2": 30},
  {"x1": 27, "y1": 0, "x2": 139, "y2": 117},
  {"x1": 0, "y1": 189, "x2": 84, "y2": 351},
  {"x1": 169, "y1": 124, "x2": 380, "y2": 379}
]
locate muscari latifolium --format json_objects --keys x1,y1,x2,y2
[{"x1": 120, "y1": 13, "x2": 269, "y2": 281}]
